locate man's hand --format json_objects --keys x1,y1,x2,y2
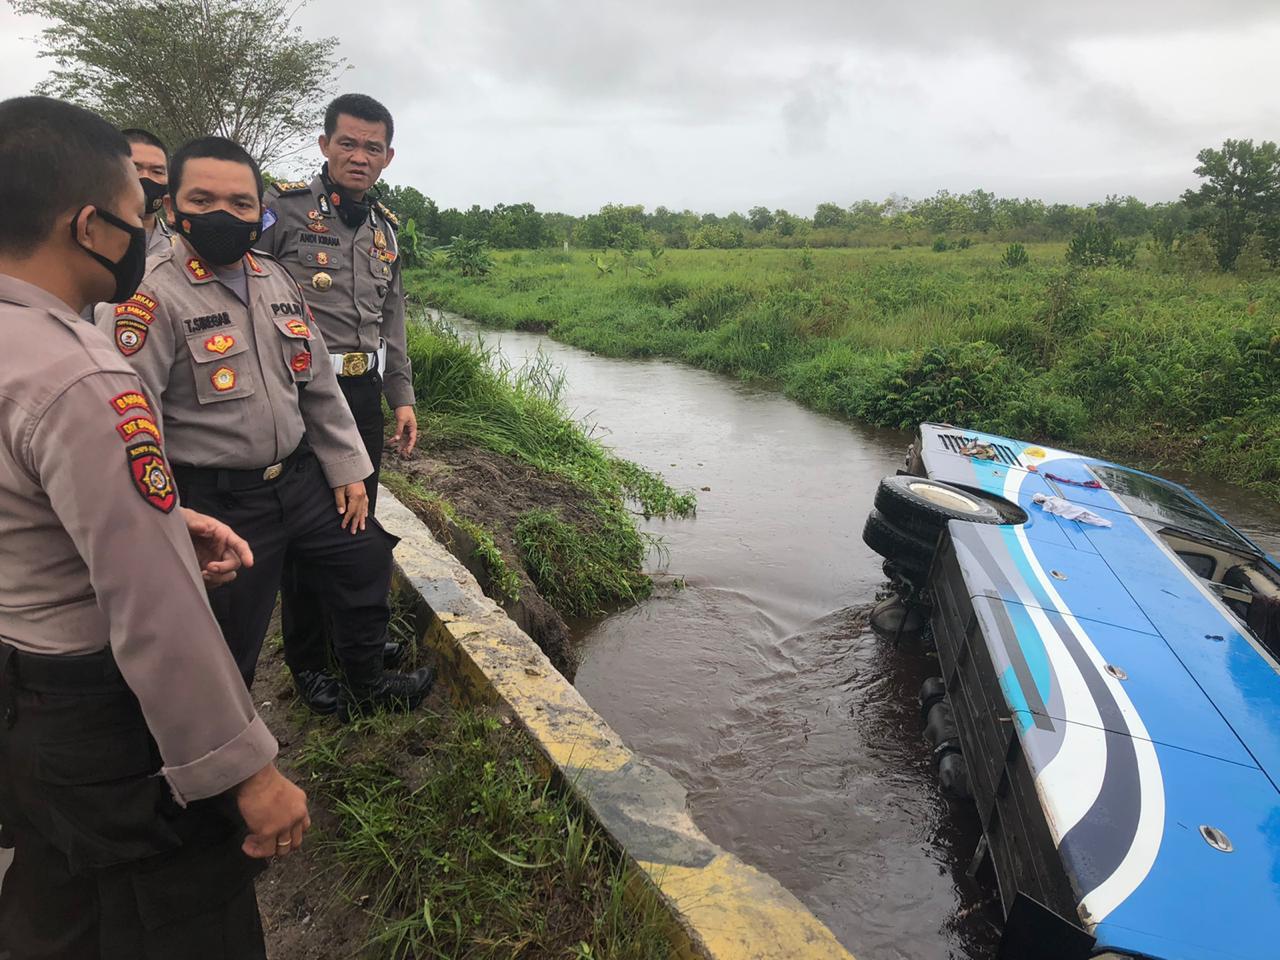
[
  {"x1": 390, "y1": 405, "x2": 418, "y2": 457},
  {"x1": 334, "y1": 480, "x2": 369, "y2": 533},
  {"x1": 235, "y1": 763, "x2": 310, "y2": 859},
  {"x1": 181, "y1": 507, "x2": 254, "y2": 587}
]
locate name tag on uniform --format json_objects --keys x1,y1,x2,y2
[{"x1": 298, "y1": 231, "x2": 340, "y2": 248}]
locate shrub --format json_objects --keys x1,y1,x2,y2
[
  {"x1": 1066, "y1": 222, "x2": 1136, "y2": 268},
  {"x1": 1002, "y1": 242, "x2": 1030, "y2": 268},
  {"x1": 932, "y1": 236, "x2": 950, "y2": 252}
]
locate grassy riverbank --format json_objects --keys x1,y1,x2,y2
[
  {"x1": 257, "y1": 609, "x2": 671, "y2": 960},
  {"x1": 382, "y1": 315, "x2": 695, "y2": 672},
  {"x1": 405, "y1": 245, "x2": 1280, "y2": 501}
]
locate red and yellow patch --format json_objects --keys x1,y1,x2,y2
[
  {"x1": 114, "y1": 301, "x2": 155, "y2": 325},
  {"x1": 116, "y1": 415, "x2": 161, "y2": 443},
  {"x1": 290, "y1": 351, "x2": 312, "y2": 373},
  {"x1": 126, "y1": 441, "x2": 176, "y2": 514},
  {"x1": 204, "y1": 333, "x2": 235, "y2": 355},
  {"x1": 114, "y1": 317, "x2": 149, "y2": 356},
  {"x1": 109, "y1": 391, "x2": 151, "y2": 417},
  {"x1": 185, "y1": 257, "x2": 211, "y2": 281},
  {"x1": 211, "y1": 366, "x2": 237, "y2": 392},
  {"x1": 284, "y1": 318, "x2": 312, "y2": 338}
]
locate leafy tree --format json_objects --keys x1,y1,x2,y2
[
  {"x1": 747, "y1": 206, "x2": 775, "y2": 232},
  {"x1": 12, "y1": 0, "x2": 345, "y2": 166},
  {"x1": 813, "y1": 202, "x2": 848, "y2": 229},
  {"x1": 1183, "y1": 138, "x2": 1280, "y2": 269}
]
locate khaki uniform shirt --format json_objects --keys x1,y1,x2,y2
[
  {"x1": 262, "y1": 175, "x2": 415, "y2": 409},
  {"x1": 0, "y1": 274, "x2": 277, "y2": 804},
  {"x1": 147, "y1": 216, "x2": 174, "y2": 258},
  {"x1": 98, "y1": 238, "x2": 372, "y2": 488}
]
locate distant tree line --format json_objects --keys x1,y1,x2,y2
[{"x1": 384, "y1": 138, "x2": 1280, "y2": 273}]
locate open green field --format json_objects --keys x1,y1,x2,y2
[{"x1": 406, "y1": 245, "x2": 1280, "y2": 501}]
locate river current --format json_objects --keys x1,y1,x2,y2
[{"x1": 445, "y1": 312, "x2": 1280, "y2": 960}]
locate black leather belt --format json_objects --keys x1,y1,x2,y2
[
  {"x1": 0, "y1": 642, "x2": 124, "y2": 695},
  {"x1": 172, "y1": 444, "x2": 309, "y2": 492}
]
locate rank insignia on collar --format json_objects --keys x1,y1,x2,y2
[
  {"x1": 127, "y1": 441, "x2": 176, "y2": 513},
  {"x1": 245, "y1": 252, "x2": 267, "y2": 275},
  {"x1": 211, "y1": 366, "x2": 237, "y2": 392},
  {"x1": 306, "y1": 221, "x2": 330, "y2": 234},
  {"x1": 330, "y1": 191, "x2": 342, "y2": 208},
  {"x1": 204, "y1": 333, "x2": 235, "y2": 354},
  {"x1": 311, "y1": 271, "x2": 332, "y2": 291},
  {"x1": 185, "y1": 257, "x2": 211, "y2": 281},
  {"x1": 290, "y1": 351, "x2": 312, "y2": 373},
  {"x1": 317, "y1": 193, "x2": 332, "y2": 215}
]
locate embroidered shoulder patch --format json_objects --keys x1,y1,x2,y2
[
  {"x1": 126, "y1": 440, "x2": 176, "y2": 513},
  {"x1": 109, "y1": 391, "x2": 151, "y2": 417},
  {"x1": 117, "y1": 415, "x2": 161, "y2": 443}
]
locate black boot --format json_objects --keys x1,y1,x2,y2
[
  {"x1": 293, "y1": 669, "x2": 340, "y2": 716},
  {"x1": 382, "y1": 639, "x2": 406, "y2": 670},
  {"x1": 338, "y1": 666, "x2": 436, "y2": 723}
]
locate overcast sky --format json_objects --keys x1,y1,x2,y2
[{"x1": 3, "y1": 1, "x2": 1279, "y2": 214}]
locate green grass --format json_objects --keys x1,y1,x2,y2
[
  {"x1": 293, "y1": 707, "x2": 673, "y2": 960},
  {"x1": 406, "y1": 245, "x2": 1280, "y2": 501},
  {"x1": 390, "y1": 315, "x2": 695, "y2": 617}
]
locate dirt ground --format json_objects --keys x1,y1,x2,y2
[{"x1": 389, "y1": 444, "x2": 610, "y2": 678}]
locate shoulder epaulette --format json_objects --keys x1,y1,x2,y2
[
  {"x1": 271, "y1": 180, "x2": 312, "y2": 195},
  {"x1": 375, "y1": 201, "x2": 399, "y2": 228}
]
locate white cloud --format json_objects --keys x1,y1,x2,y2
[{"x1": 4, "y1": 1, "x2": 1280, "y2": 214}]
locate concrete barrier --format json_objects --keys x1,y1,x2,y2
[{"x1": 379, "y1": 487, "x2": 856, "y2": 960}]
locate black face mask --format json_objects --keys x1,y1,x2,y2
[
  {"x1": 140, "y1": 177, "x2": 168, "y2": 215},
  {"x1": 173, "y1": 208, "x2": 262, "y2": 266},
  {"x1": 321, "y1": 163, "x2": 371, "y2": 229},
  {"x1": 71, "y1": 206, "x2": 147, "y2": 303}
]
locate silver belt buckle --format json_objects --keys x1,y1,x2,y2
[{"x1": 262, "y1": 462, "x2": 284, "y2": 481}]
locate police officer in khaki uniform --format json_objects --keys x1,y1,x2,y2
[
  {"x1": 0, "y1": 96, "x2": 309, "y2": 959},
  {"x1": 102, "y1": 135, "x2": 433, "y2": 718},
  {"x1": 262, "y1": 94, "x2": 417, "y2": 712},
  {"x1": 122, "y1": 128, "x2": 175, "y2": 258}
]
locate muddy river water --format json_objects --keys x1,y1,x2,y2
[{"x1": 445, "y1": 313, "x2": 1280, "y2": 960}]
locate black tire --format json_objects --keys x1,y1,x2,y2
[
  {"x1": 874, "y1": 475, "x2": 1002, "y2": 539},
  {"x1": 863, "y1": 509, "x2": 935, "y2": 572}
]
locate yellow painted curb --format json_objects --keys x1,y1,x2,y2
[{"x1": 379, "y1": 486, "x2": 856, "y2": 960}]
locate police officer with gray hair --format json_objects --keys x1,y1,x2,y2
[
  {"x1": 0, "y1": 95, "x2": 309, "y2": 959},
  {"x1": 262, "y1": 93, "x2": 418, "y2": 713}
]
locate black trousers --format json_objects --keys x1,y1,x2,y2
[
  {"x1": 280, "y1": 372, "x2": 386, "y2": 676},
  {"x1": 175, "y1": 445, "x2": 395, "y2": 687},
  {"x1": 0, "y1": 644, "x2": 264, "y2": 960}
]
